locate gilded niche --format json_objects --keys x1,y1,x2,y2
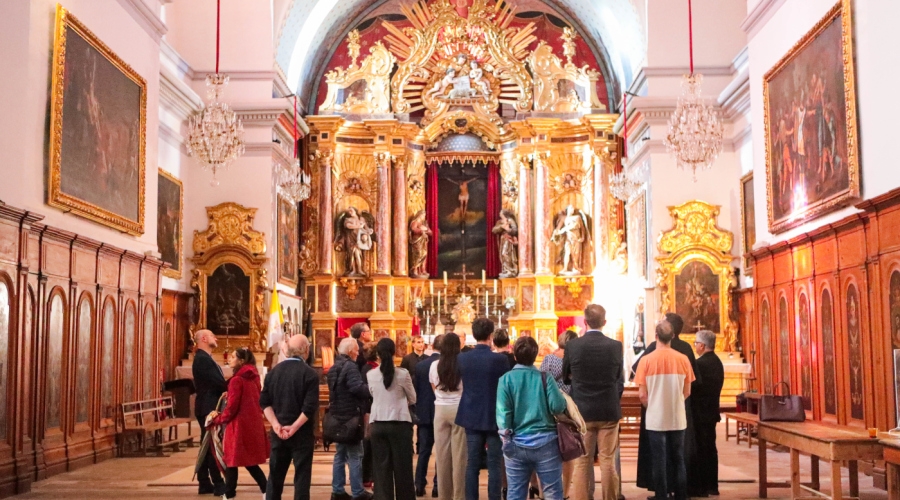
[
  {"x1": 529, "y1": 29, "x2": 605, "y2": 113},
  {"x1": 193, "y1": 202, "x2": 266, "y2": 256},
  {"x1": 319, "y1": 30, "x2": 396, "y2": 115}
]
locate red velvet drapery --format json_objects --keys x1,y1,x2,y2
[
  {"x1": 486, "y1": 161, "x2": 501, "y2": 278},
  {"x1": 336, "y1": 318, "x2": 369, "y2": 339},
  {"x1": 426, "y1": 162, "x2": 440, "y2": 277}
]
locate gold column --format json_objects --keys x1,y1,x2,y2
[
  {"x1": 534, "y1": 152, "x2": 551, "y2": 275},
  {"x1": 317, "y1": 150, "x2": 334, "y2": 275}
]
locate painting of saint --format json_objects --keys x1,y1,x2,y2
[
  {"x1": 157, "y1": 170, "x2": 182, "y2": 278},
  {"x1": 674, "y1": 261, "x2": 720, "y2": 334},
  {"x1": 798, "y1": 294, "x2": 813, "y2": 411},
  {"x1": 821, "y1": 289, "x2": 837, "y2": 415},
  {"x1": 627, "y1": 192, "x2": 647, "y2": 280},
  {"x1": 277, "y1": 196, "x2": 299, "y2": 285},
  {"x1": 778, "y1": 297, "x2": 791, "y2": 387},
  {"x1": 740, "y1": 173, "x2": 756, "y2": 272},
  {"x1": 764, "y1": 1, "x2": 859, "y2": 233},
  {"x1": 760, "y1": 299, "x2": 772, "y2": 390},
  {"x1": 846, "y1": 285, "x2": 864, "y2": 420},
  {"x1": 49, "y1": 7, "x2": 146, "y2": 235},
  {"x1": 206, "y1": 263, "x2": 251, "y2": 338}
]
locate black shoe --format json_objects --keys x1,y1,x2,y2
[
  {"x1": 213, "y1": 485, "x2": 227, "y2": 497},
  {"x1": 352, "y1": 492, "x2": 374, "y2": 500},
  {"x1": 529, "y1": 486, "x2": 540, "y2": 499},
  {"x1": 332, "y1": 492, "x2": 352, "y2": 500},
  {"x1": 502, "y1": 487, "x2": 508, "y2": 500},
  {"x1": 432, "y1": 489, "x2": 439, "y2": 498},
  {"x1": 198, "y1": 484, "x2": 215, "y2": 495},
  {"x1": 709, "y1": 492, "x2": 720, "y2": 497},
  {"x1": 416, "y1": 487, "x2": 426, "y2": 498}
]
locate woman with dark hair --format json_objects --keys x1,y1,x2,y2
[
  {"x1": 367, "y1": 338, "x2": 417, "y2": 500},
  {"x1": 360, "y1": 342, "x2": 379, "y2": 487},
  {"x1": 430, "y1": 332, "x2": 467, "y2": 500},
  {"x1": 210, "y1": 348, "x2": 269, "y2": 499},
  {"x1": 497, "y1": 337, "x2": 568, "y2": 500}
]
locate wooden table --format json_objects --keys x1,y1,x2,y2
[
  {"x1": 757, "y1": 420, "x2": 882, "y2": 499},
  {"x1": 725, "y1": 411, "x2": 759, "y2": 448},
  {"x1": 880, "y1": 433, "x2": 900, "y2": 499}
]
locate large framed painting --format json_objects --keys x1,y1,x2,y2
[
  {"x1": 48, "y1": 6, "x2": 146, "y2": 235},
  {"x1": 157, "y1": 169, "x2": 183, "y2": 279},
  {"x1": 740, "y1": 172, "x2": 756, "y2": 274},
  {"x1": 626, "y1": 191, "x2": 647, "y2": 281},
  {"x1": 764, "y1": 0, "x2": 859, "y2": 234},
  {"x1": 277, "y1": 195, "x2": 299, "y2": 286}
]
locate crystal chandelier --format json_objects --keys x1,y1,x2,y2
[
  {"x1": 663, "y1": 0, "x2": 723, "y2": 181},
  {"x1": 609, "y1": 161, "x2": 647, "y2": 202},
  {"x1": 277, "y1": 95, "x2": 311, "y2": 203},
  {"x1": 185, "y1": 0, "x2": 244, "y2": 187}
]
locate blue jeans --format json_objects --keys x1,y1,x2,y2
[
  {"x1": 465, "y1": 430, "x2": 503, "y2": 500},
  {"x1": 647, "y1": 430, "x2": 687, "y2": 500},
  {"x1": 333, "y1": 441, "x2": 365, "y2": 497},
  {"x1": 502, "y1": 439, "x2": 563, "y2": 500}
]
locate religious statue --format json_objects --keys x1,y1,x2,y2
[
  {"x1": 408, "y1": 210, "x2": 432, "y2": 278},
  {"x1": 451, "y1": 295, "x2": 476, "y2": 341},
  {"x1": 426, "y1": 67, "x2": 458, "y2": 98},
  {"x1": 468, "y1": 60, "x2": 491, "y2": 97},
  {"x1": 425, "y1": 53, "x2": 492, "y2": 100},
  {"x1": 491, "y1": 209, "x2": 518, "y2": 277},
  {"x1": 446, "y1": 176, "x2": 476, "y2": 221},
  {"x1": 551, "y1": 204, "x2": 590, "y2": 275},
  {"x1": 334, "y1": 207, "x2": 375, "y2": 277}
]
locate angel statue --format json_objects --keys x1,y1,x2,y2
[
  {"x1": 334, "y1": 207, "x2": 375, "y2": 277},
  {"x1": 408, "y1": 210, "x2": 432, "y2": 278},
  {"x1": 550, "y1": 204, "x2": 590, "y2": 275},
  {"x1": 491, "y1": 209, "x2": 518, "y2": 278}
]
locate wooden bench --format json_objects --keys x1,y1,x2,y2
[
  {"x1": 118, "y1": 397, "x2": 195, "y2": 456},
  {"x1": 725, "y1": 411, "x2": 759, "y2": 448},
  {"x1": 756, "y1": 419, "x2": 883, "y2": 500},
  {"x1": 620, "y1": 387, "x2": 642, "y2": 436}
]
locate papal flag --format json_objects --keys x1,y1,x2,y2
[{"x1": 267, "y1": 290, "x2": 284, "y2": 350}]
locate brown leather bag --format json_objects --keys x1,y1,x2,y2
[
  {"x1": 759, "y1": 381, "x2": 805, "y2": 422},
  {"x1": 541, "y1": 373, "x2": 586, "y2": 462}
]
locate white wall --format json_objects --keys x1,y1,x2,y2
[
  {"x1": 748, "y1": 0, "x2": 900, "y2": 247},
  {"x1": 0, "y1": 0, "x2": 163, "y2": 255}
]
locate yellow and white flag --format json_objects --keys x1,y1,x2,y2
[{"x1": 267, "y1": 290, "x2": 284, "y2": 350}]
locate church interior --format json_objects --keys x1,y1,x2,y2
[{"x1": 1, "y1": 0, "x2": 900, "y2": 498}]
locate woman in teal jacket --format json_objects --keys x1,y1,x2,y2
[{"x1": 496, "y1": 336, "x2": 568, "y2": 500}]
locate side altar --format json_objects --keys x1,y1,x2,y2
[{"x1": 297, "y1": 0, "x2": 630, "y2": 362}]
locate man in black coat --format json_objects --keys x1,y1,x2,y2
[
  {"x1": 401, "y1": 336, "x2": 428, "y2": 384},
  {"x1": 563, "y1": 304, "x2": 623, "y2": 500},
  {"x1": 690, "y1": 330, "x2": 725, "y2": 496},
  {"x1": 192, "y1": 329, "x2": 227, "y2": 496},
  {"x1": 350, "y1": 322, "x2": 372, "y2": 370},
  {"x1": 261, "y1": 335, "x2": 320, "y2": 500},
  {"x1": 414, "y1": 335, "x2": 443, "y2": 498},
  {"x1": 631, "y1": 313, "x2": 701, "y2": 497},
  {"x1": 328, "y1": 338, "x2": 373, "y2": 500}
]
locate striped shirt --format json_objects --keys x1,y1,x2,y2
[{"x1": 634, "y1": 347, "x2": 695, "y2": 431}]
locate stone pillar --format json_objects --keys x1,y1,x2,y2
[
  {"x1": 393, "y1": 158, "x2": 408, "y2": 276},
  {"x1": 517, "y1": 158, "x2": 533, "y2": 276},
  {"x1": 534, "y1": 153, "x2": 551, "y2": 275},
  {"x1": 317, "y1": 151, "x2": 333, "y2": 275},
  {"x1": 374, "y1": 153, "x2": 392, "y2": 276}
]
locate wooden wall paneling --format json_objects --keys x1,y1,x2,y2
[
  {"x1": 795, "y1": 280, "x2": 817, "y2": 418},
  {"x1": 880, "y1": 251, "x2": 900, "y2": 430},
  {"x1": 838, "y1": 269, "x2": 866, "y2": 426},
  {"x1": 774, "y1": 285, "x2": 794, "y2": 393},
  {"x1": 757, "y1": 287, "x2": 774, "y2": 393},
  {"x1": 815, "y1": 275, "x2": 839, "y2": 423}
]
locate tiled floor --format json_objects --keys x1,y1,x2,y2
[{"x1": 11, "y1": 424, "x2": 888, "y2": 499}]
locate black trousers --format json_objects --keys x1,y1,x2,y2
[
  {"x1": 197, "y1": 417, "x2": 225, "y2": 494},
  {"x1": 225, "y1": 465, "x2": 268, "y2": 498},
  {"x1": 693, "y1": 421, "x2": 719, "y2": 495},
  {"x1": 267, "y1": 430, "x2": 315, "y2": 500},
  {"x1": 363, "y1": 437, "x2": 374, "y2": 483},
  {"x1": 415, "y1": 424, "x2": 438, "y2": 491},
  {"x1": 371, "y1": 421, "x2": 416, "y2": 500}
]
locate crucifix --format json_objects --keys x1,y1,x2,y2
[
  {"x1": 452, "y1": 264, "x2": 475, "y2": 295},
  {"x1": 692, "y1": 320, "x2": 705, "y2": 333}
]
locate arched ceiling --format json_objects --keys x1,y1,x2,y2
[{"x1": 275, "y1": 0, "x2": 645, "y2": 113}]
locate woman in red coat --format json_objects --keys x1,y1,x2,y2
[{"x1": 211, "y1": 348, "x2": 270, "y2": 499}]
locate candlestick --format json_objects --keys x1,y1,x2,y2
[
  {"x1": 437, "y1": 291, "x2": 441, "y2": 316},
  {"x1": 430, "y1": 281, "x2": 434, "y2": 294},
  {"x1": 482, "y1": 270, "x2": 486, "y2": 284},
  {"x1": 485, "y1": 290, "x2": 488, "y2": 313},
  {"x1": 443, "y1": 271, "x2": 448, "y2": 285},
  {"x1": 493, "y1": 279, "x2": 498, "y2": 294}
]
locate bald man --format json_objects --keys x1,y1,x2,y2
[
  {"x1": 260, "y1": 334, "x2": 320, "y2": 500},
  {"x1": 192, "y1": 329, "x2": 227, "y2": 496}
]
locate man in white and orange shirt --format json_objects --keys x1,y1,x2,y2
[{"x1": 633, "y1": 320, "x2": 695, "y2": 500}]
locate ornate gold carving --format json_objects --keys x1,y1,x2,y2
[
  {"x1": 500, "y1": 155, "x2": 522, "y2": 212},
  {"x1": 528, "y1": 31, "x2": 604, "y2": 113},
  {"x1": 657, "y1": 201, "x2": 734, "y2": 255},
  {"x1": 193, "y1": 202, "x2": 266, "y2": 256},
  {"x1": 339, "y1": 277, "x2": 364, "y2": 300},
  {"x1": 656, "y1": 200, "x2": 738, "y2": 352},
  {"x1": 48, "y1": 5, "x2": 147, "y2": 235},
  {"x1": 561, "y1": 277, "x2": 588, "y2": 297},
  {"x1": 546, "y1": 152, "x2": 593, "y2": 215},
  {"x1": 190, "y1": 202, "x2": 269, "y2": 351},
  {"x1": 299, "y1": 151, "x2": 324, "y2": 276},
  {"x1": 320, "y1": 31, "x2": 396, "y2": 115},
  {"x1": 406, "y1": 154, "x2": 426, "y2": 217},
  {"x1": 333, "y1": 153, "x2": 377, "y2": 213}
]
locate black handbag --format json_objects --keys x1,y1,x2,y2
[
  {"x1": 322, "y1": 363, "x2": 364, "y2": 444},
  {"x1": 759, "y1": 381, "x2": 805, "y2": 422}
]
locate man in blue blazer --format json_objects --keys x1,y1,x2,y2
[
  {"x1": 456, "y1": 318, "x2": 511, "y2": 500},
  {"x1": 414, "y1": 335, "x2": 443, "y2": 498}
]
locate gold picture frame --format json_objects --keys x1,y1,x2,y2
[
  {"x1": 157, "y1": 169, "x2": 183, "y2": 279},
  {"x1": 48, "y1": 5, "x2": 147, "y2": 235},
  {"x1": 764, "y1": 0, "x2": 859, "y2": 234},
  {"x1": 739, "y1": 171, "x2": 755, "y2": 275}
]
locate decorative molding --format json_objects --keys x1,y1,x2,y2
[
  {"x1": 718, "y1": 69, "x2": 751, "y2": 121},
  {"x1": 641, "y1": 65, "x2": 735, "y2": 78},
  {"x1": 159, "y1": 66, "x2": 202, "y2": 121},
  {"x1": 158, "y1": 121, "x2": 185, "y2": 150},
  {"x1": 741, "y1": 0, "x2": 788, "y2": 38},
  {"x1": 114, "y1": 0, "x2": 167, "y2": 43},
  {"x1": 190, "y1": 70, "x2": 280, "y2": 83},
  {"x1": 159, "y1": 39, "x2": 194, "y2": 79}
]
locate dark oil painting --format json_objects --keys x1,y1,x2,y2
[
  {"x1": 674, "y1": 260, "x2": 720, "y2": 334},
  {"x1": 765, "y1": 4, "x2": 858, "y2": 233},
  {"x1": 277, "y1": 196, "x2": 299, "y2": 285},
  {"x1": 821, "y1": 289, "x2": 837, "y2": 415},
  {"x1": 437, "y1": 162, "x2": 489, "y2": 278},
  {"x1": 846, "y1": 285, "x2": 864, "y2": 420},
  {"x1": 207, "y1": 263, "x2": 251, "y2": 338},
  {"x1": 157, "y1": 171, "x2": 182, "y2": 277}
]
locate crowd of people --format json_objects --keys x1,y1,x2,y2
[{"x1": 191, "y1": 304, "x2": 724, "y2": 500}]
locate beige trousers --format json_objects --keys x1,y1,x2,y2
[
  {"x1": 434, "y1": 404, "x2": 468, "y2": 500},
  {"x1": 572, "y1": 421, "x2": 619, "y2": 500}
]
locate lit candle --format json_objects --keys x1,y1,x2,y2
[
  {"x1": 482, "y1": 270, "x2": 486, "y2": 284},
  {"x1": 443, "y1": 271, "x2": 448, "y2": 286},
  {"x1": 437, "y1": 292, "x2": 441, "y2": 315},
  {"x1": 429, "y1": 281, "x2": 434, "y2": 294},
  {"x1": 485, "y1": 290, "x2": 488, "y2": 312},
  {"x1": 493, "y1": 280, "x2": 498, "y2": 294}
]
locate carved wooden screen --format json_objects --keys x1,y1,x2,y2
[
  {"x1": 846, "y1": 284, "x2": 864, "y2": 420},
  {"x1": 101, "y1": 300, "x2": 115, "y2": 418},
  {"x1": 0, "y1": 280, "x2": 9, "y2": 440},
  {"x1": 143, "y1": 307, "x2": 154, "y2": 399},
  {"x1": 821, "y1": 288, "x2": 837, "y2": 415},
  {"x1": 75, "y1": 296, "x2": 93, "y2": 423},
  {"x1": 778, "y1": 296, "x2": 791, "y2": 388},
  {"x1": 798, "y1": 293, "x2": 813, "y2": 411},
  {"x1": 760, "y1": 298, "x2": 772, "y2": 391},
  {"x1": 47, "y1": 293, "x2": 66, "y2": 429},
  {"x1": 123, "y1": 303, "x2": 136, "y2": 401}
]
